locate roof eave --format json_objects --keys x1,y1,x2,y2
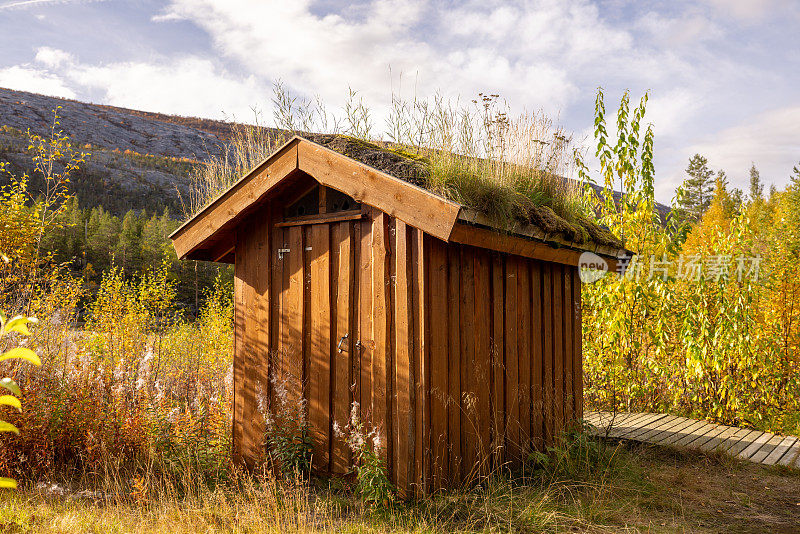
[{"x1": 456, "y1": 208, "x2": 630, "y2": 259}]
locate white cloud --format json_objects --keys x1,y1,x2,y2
[
  {"x1": 68, "y1": 56, "x2": 267, "y2": 118},
  {"x1": 686, "y1": 106, "x2": 800, "y2": 190},
  {"x1": 153, "y1": 0, "x2": 646, "y2": 114},
  {"x1": 647, "y1": 89, "x2": 705, "y2": 138},
  {"x1": 0, "y1": 64, "x2": 76, "y2": 98},
  {"x1": 35, "y1": 46, "x2": 74, "y2": 68},
  {"x1": 2, "y1": 48, "x2": 269, "y2": 119}
]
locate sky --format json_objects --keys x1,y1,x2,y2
[{"x1": 0, "y1": 0, "x2": 798, "y2": 203}]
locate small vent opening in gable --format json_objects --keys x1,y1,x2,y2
[
  {"x1": 325, "y1": 187, "x2": 360, "y2": 213},
  {"x1": 284, "y1": 187, "x2": 319, "y2": 218},
  {"x1": 284, "y1": 186, "x2": 360, "y2": 219}
]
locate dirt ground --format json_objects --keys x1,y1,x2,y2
[{"x1": 619, "y1": 443, "x2": 800, "y2": 533}]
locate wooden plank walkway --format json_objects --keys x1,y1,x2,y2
[{"x1": 585, "y1": 411, "x2": 800, "y2": 468}]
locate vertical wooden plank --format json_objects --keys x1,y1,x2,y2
[
  {"x1": 286, "y1": 226, "x2": 305, "y2": 409},
  {"x1": 351, "y1": 219, "x2": 362, "y2": 432},
  {"x1": 269, "y1": 215, "x2": 283, "y2": 418},
  {"x1": 359, "y1": 209, "x2": 374, "y2": 428},
  {"x1": 329, "y1": 222, "x2": 341, "y2": 469},
  {"x1": 255, "y1": 205, "x2": 272, "y2": 460},
  {"x1": 302, "y1": 226, "x2": 312, "y2": 424},
  {"x1": 278, "y1": 227, "x2": 290, "y2": 384},
  {"x1": 233, "y1": 235, "x2": 246, "y2": 463},
  {"x1": 504, "y1": 256, "x2": 519, "y2": 463},
  {"x1": 332, "y1": 222, "x2": 353, "y2": 473},
  {"x1": 459, "y1": 247, "x2": 476, "y2": 482},
  {"x1": 542, "y1": 264, "x2": 553, "y2": 444},
  {"x1": 553, "y1": 264, "x2": 564, "y2": 438},
  {"x1": 473, "y1": 250, "x2": 492, "y2": 476},
  {"x1": 531, "y1": 262, "x2": 544, "y2": 449},
  {"x1": 309, "y1": 223, "x2": 331, "y2": 471},
  {"x1": 573, "y1": 267, "x2": 583, "y2": 420},
  {"x1": 393, "y1": 220, "x2": 412, "y2": 496},
  {"x1": 491, "y1": 254, "x2": 505, "y2": 467},
  {"x1": 563, "y1": 264, "x2": 574, "y2": 428},
  {"x1": 386, "y1": 217, "x2": 396, "y2": 480},
  {"x1": 411, "y1": 228, "x2": 427, "y2": 495},
  {"x1": 428, "y1": 236, "x2": 449, "y2": 489},
  {"x1": 447, "y1": 245, "x2": 462, "y2": 483},
  {"x1": 233, "y1": 208, "x2": 271, "y2": 464},
  {"x1": 517, "y1": 259, "x2": 531, "y2": 449},
  {"x1": 372, "y1": 212, "x2": 390, "y2": 467}
]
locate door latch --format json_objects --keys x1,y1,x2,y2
[
  {"x1": 278, "y1": 248, "x2": 290, "y2": 260},
  {"x1": 337, "y1": 333, "x2": 349, "y2": 353}
]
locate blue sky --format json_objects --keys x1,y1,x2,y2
[{"x1": 1, "y1": 0, "x2": 799, "y2": 203}]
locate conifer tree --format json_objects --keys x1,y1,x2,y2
[
  {"x1": 675, "y1": 154, "x2": 715, "y2": 223},
  {"x1": 749, "y1": 163, "x2": 764, "y2": 202},
  {"x1": 115, "y1": 210, "x2": 142, "y2": 273}
]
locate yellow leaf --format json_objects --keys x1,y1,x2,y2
[
  {"x1": 0, "y1": 421, "x2": 19, "y2": 434},
  {"x1": 0, "y1": 395, "x2": 20, "y2": 411},
  {"x1": 0, "y1": 347, "x2": 41, "y2": 366},
  {"x1": 4, "y1": 315, "x2": 36, "y2": 336},
  {"x1": 0, "y1": 477, "x2": 17, "y2": 489}
]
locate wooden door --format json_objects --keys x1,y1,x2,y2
[{"x1": 271, "y1": 214, "x2": 361, "y2": 474}]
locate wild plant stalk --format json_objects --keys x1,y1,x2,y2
[
  {"x1": 179, "y1": 117, "x2": 283, "y2": 220},
  {"x1": 0, "y1": 108, "x2": 87, "y2": 317},
  {"x1": 384, "y1": 92, "x2": 582, "y2": 226},
  {"x1": 181, "y1": 85, "x2": 583, "y2": 228}
]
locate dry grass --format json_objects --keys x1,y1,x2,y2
[
  {"x1": 179, "y1": 117, "x2": 284, "y2": 220},
  {"x1": 2, "y1": 441, "x2": 798, "y2": 533},
  {"x1": 181, "y1": 88, "x2": 588, "y2": 231},
  {"x1": 406, "y1": 94, "x2": 585, "y2": 229}
]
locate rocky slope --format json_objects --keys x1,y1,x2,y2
[
  {"x1": 0, "y1": 87, "x2": 231, "y2": 160},
  {"x1": 0, "y1": 87, "x2": 242, "y2": 215}
]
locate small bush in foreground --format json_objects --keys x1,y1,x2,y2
[{"x1": 337, "y1": 402, "x2": 395, "y2": 508}]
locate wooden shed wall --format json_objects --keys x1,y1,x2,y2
[{"x1": 232, "y1": 202, "x2": 583, "y2": 496}]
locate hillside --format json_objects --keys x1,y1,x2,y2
[
  {"x1": 0, "y1": 87, "x2": 234, "y2": 160},
  {"x1": 0, "y1": 87, "x2": 242, "y2": 215}
]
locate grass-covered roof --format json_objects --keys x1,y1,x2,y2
[{"x1": 297, "y1": 133, "x2": 624, "y2": 251}]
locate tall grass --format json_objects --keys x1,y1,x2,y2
[
  {"x1": 182, "y1": 87, "x2": 587, "y2": 229},
  {"x1": 179, "y1": 118, "x2": 283, "y2": 220},
  {"x1": 0, "y1": 265, "x2": 234, "y2": 486},
  {"x1": 385, "y1": 93, "x2": 584, "y2": 228}
]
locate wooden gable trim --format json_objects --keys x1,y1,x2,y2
[
  {"x1": 171, "y1": 138, "x2": 300, "y2": 259},
  {"x1": 297, "y1": 141, "x2": 461, "y2": 242},
  {"x1": 171, "y1": 136, "x2": 463, "y2": 259}
]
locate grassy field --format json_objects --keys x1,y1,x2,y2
[{"x1": 1, "y1": 441, "x2": 798, "y2": 533}]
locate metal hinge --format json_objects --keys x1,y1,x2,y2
[{"x1": 278, "y1": 248, "x2": 290, "y2": 260}]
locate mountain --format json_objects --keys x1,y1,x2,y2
[{"x1": 0, "y1": 87, "x2": 241, "y2": 215}]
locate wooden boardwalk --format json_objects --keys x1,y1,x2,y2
[{"x1": 585, "y1": 411, "x2": 800, "y2": 468}]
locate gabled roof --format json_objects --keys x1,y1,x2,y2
[{"x1": 170, "y1": 135, "x2": 630, "y2": 269}]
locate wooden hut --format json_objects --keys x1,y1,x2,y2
[{"x1": 170, "y1": 134, "x2": 627, "y2": 496}]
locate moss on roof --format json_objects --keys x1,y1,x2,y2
[
  {"x1": 297, "y1": 133, "x2": 623, "y2": 251},
  {"x1": 301, "y1": 133, "x2": 429, "y2": 187}
]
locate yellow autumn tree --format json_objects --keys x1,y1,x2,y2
[{"x1": 683, "y1": 174, "x2": 735, "y2": 256}]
